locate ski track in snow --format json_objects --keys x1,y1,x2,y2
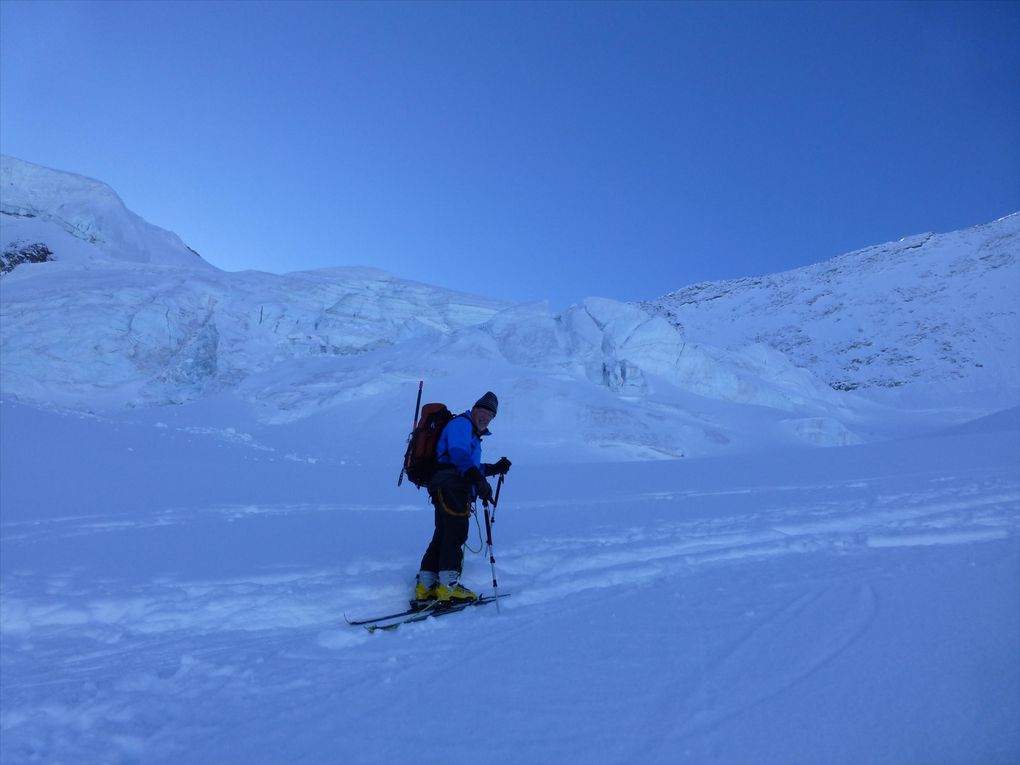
[
  {"x1": 503, "y1": 477, "x2": 1017, "y2": 605},
  {"x1": 2, "y1": 465, "x2": 1017, "y2": 764}
]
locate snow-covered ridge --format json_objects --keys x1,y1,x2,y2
[
  {"x1": 1, "y1": 155, "x2": 1017, "y2": 458},
  {"x1": 641, "y1": 213, "x2": 1020, "y2": 393},
  {"x1": 1, "y1": 155, "x2": 210, "y2": 269}
]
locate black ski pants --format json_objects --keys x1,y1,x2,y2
[{"x1": 419, "y1": 468, "x2": 473, "y2": 575}]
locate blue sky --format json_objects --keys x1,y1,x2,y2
[{"x1": 2, "y1": 1, "x2": 1018, "y2": 308}]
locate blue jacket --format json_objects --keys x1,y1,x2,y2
[{"x1": 436, "y1": 412, "x2": 485, "y2": 477}]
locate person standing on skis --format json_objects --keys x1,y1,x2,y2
[{"x1": 414, "y1": 391, "x2": 511, "y2": 604}]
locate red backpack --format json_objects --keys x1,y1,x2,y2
[{"x1": 400, "y1": 403, "x2": 456, "y2": 488}]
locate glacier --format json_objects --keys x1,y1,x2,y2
[{"x1": 6, "y1": 155, "x2": 1017, "y2": 455}]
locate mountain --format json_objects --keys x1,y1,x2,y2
[
  {"x1": 1, "y1": 155, "x2": 211, "y2": 270},
  {"x1": 2, "y1": 158, "x2": 1018, "y2": 764},
  {"x1": 641, "y1": 214, "x2": 1020, "y2": 396},
  {"x1": 2, "y1": 155, "x2": 1018, "y2": 459}
]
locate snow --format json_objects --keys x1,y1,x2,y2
[
  {"x1": 2, "y1": 400, "x2": 1018, "y2": 764},
  {"x1": 642, "y1": 213, "x2": 1020, "y2": 396},
  {"x1": 1, "y1": 156, "x2": 211, "y2": 271},
  {"x1": 1, "y1": 157, "x2": 1019, "y2": 763}
]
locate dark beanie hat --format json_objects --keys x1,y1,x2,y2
[{"x1": 473, "y1": 391, "x2": 499, "y2": 415}]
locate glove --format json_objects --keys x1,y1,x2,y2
[
  {"x1": 476, "y1": 478, "x2": 494, "y2": 503},
  {"x1": 465, "y1": 466, "x2": 494, "y2": 503},
  {"x1": 484, "y1": 456, "x2": 512, "y2": 477}
]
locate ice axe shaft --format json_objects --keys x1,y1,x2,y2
[
  {"x1": 411, "y1": 380, "x2": 423, "y2": 429},
  {"x1": 397, "y1": 380, "x2": 424, "y2": 486}
]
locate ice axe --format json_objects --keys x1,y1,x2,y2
[{"x1": 397, "y1": 380, "x2": 424, "y2": 486}]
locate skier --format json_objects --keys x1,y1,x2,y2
[{"x1": 414, "y1": 391, "x2": 511, "y2": 604}]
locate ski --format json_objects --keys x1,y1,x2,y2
[
  {"x1": 344, "y1": 600, "x2": 438, "y2": 626},
  {"x1": 359, "y1": 594, "x2": 510, "y2": 633}
]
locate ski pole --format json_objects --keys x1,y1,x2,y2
[
  {"x1": 397, "y1": 380, "x2": 425, "y2": 486},
  {"x1": 491, "y1": 473, "x2": 505, "y2": 523},
  {"x1": 482, "y1": 499, "x2": 500, "y2": 613}
]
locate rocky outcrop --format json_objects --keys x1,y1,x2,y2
[{"x1": 1, "y1": 239, "x2": 53, "y2": 274}]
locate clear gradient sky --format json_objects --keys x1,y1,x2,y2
[{"x1": 2, "y1": 0, "x2": 1018, "y2": 308}]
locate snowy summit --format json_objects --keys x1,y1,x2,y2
[{"x1": 1, "y1": 155, "x2": 210, "y2": 270}]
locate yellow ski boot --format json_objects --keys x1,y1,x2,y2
[
  {"x1": 412, "y1": 576, "x2": 437, "y2": 609},
  {"x1": 436, "y1": 581, "x2": 478, "y2": 603}
]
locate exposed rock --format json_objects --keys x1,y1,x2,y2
[{"x1": 1, "y1": 241, "x2": 53, "y2": 274}]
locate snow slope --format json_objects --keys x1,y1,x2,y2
[
  {"x1": 1, "y1": 399, "x2": 1017, "y2": 765},
  {"x1": 1, "y1": 155, "x2": 210, "y2": 270},
  {"x1": 641, "y1": 213, "x2": 1020, "y2": 397}
]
